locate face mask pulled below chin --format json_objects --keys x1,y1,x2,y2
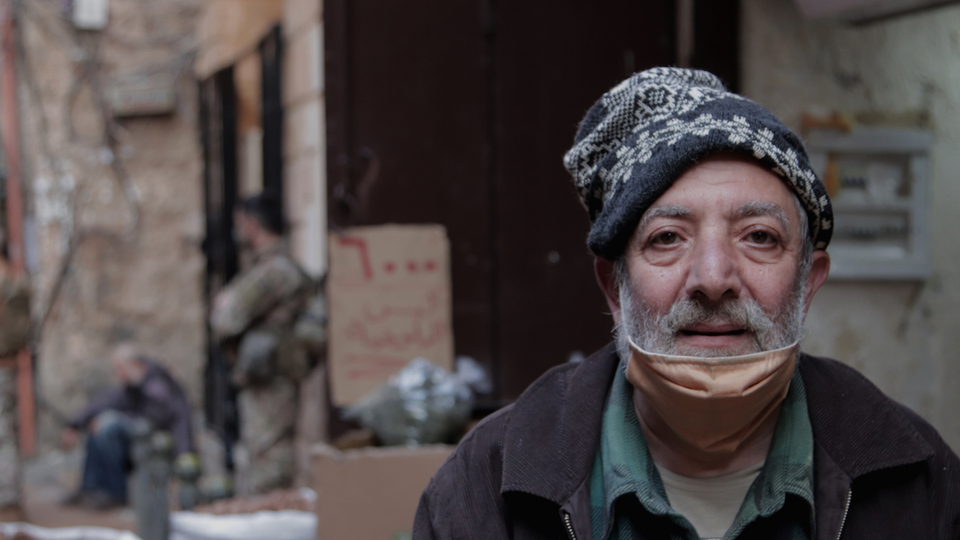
[{"x1": 626, "y1": 337, "x2": 800, "y2": 454}]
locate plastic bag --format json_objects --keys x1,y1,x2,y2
[
  {"x1": 344, "y1": 358, "x2": 481, "y2": 446},
  {"x1": 455, "y1": 356, "x2": 492, "y2": 395}
]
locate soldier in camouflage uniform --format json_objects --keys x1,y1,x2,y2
[{"x1": 210, "y1": 195, "x2": 314, "y2": 495}]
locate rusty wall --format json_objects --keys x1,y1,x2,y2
[{"x1": 17, "y1": 0, "x2": 206, "y2": 449}]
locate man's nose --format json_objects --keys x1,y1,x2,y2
[{"x1": 684, "y1": 238, "x2": 742, "y2": 302}]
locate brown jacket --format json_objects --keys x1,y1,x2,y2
[{"x1": 414, "y1": 343, "x2": 960, "y2": 539}]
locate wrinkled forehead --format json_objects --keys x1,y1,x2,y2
[{"x1": 637, "y1": 154, "x2": 804, "y2": 231}]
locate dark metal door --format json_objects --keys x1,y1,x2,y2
[
  {"x1": 325, "y1": 1, "x2": 737, "y2": 401},
  {"x1": 492, "y1": 0, "x2": 676, "y2": 398},
  {"x1": 325, "y1": 0, "x2": 496, "y2": 385}
]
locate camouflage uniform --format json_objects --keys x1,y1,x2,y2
[{"x1": 210, "y1": 243, "x2": 314, "y2": 494}]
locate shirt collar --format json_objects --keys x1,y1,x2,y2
[{"x1": 591, "y1": 361, "x2": 815, "y2": 540}]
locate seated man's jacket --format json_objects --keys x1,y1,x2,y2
[
  {"x1": 68, "y1": 359, "x2": 195, "y2": 455},
  {"x1": 414, "y1": 344, "x2": 960, "y2": 539}
]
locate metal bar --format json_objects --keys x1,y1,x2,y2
[
  {"x1": 15, "y1": 349, "x2": 32, "y2": 456},
  {"x1": 2, "y1": 0, "x2": 34, "y2": 458},
  {"x1": 2, "y1": 1, "x2": 24, "y2": 274},
  {"x1": 260, "y1": 25, "x2": 284, "y2": 205},
  {"x1": 676, "y1": 0, "x2": 695, "y2": 68}
]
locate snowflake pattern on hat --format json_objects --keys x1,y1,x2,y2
[{"x1": 564, "y1": 67, "x2": 833, "y2": 257}]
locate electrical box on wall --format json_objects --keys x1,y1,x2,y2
[
  {"x1": 793, "y1": 0, "x2": 960, "y2": 23},
  {"x1": 73, "y1": 0, "x2": 110, "y2": 30},
  {"x1": 806, "y1": 128, "x2": 933, "y2": 280}
]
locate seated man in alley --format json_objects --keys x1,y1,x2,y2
[
  {"x1": 415, "y1": 68, "x2": 960, "y2": 539},
  {"x1": 61, "y1": 343, "x2": 195, "y2": 509}
]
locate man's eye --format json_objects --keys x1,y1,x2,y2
[
  {"x1": 748, "y1": 231, "x2": 776, "y2": 244},
  {"x1": 653, "y1": 232, "x2": 679, "y2": 245}
]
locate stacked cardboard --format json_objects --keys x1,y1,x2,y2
[
  {"x1": 312, "y1": 444, "x2": 453, "y2": 540},
  {"x1": 315, "y1": 225, "x2": 458, "y2": 538}
]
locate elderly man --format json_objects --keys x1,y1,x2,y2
[
  {"x1": 62, "y1": 343, "x2": 194, "y2": 509},
  {"x1": 414, "y1": 68, "x2": 960, "y2": 539}
]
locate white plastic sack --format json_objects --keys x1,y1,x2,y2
[
  {"x1": 169, "y1": 510, "x2": 316, "y2": 540},
  {"x1": 0, "y1": 523, "x2": 142, "y2": 540},
  {"x1": 343, "y1": 357, "x2": 475, "y2": 446}
]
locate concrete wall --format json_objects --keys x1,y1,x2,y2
[
  {"x1": 19, "y1": 0, "x2": 206, "y2": 448},
  {"x1": 282, "y1": 0, "x2": 326, "y2": 277},
  {"x1": 742, "y1": 0, "x2": 960, "y2": 450}
]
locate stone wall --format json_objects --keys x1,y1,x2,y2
[
  {"x1": 18, "y1": 0, "x2": 206, "y2": 449},
  {"x1": 742, "y1": 0, "x2": 960, "y2": 450}
]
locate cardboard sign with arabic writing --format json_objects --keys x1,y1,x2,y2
[{"x1": 327, "y1": 224, "x2": 454, "y2": 406}]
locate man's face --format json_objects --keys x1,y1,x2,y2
[
  {"x1": 234, "y1": 210, "x2": 256, "y2": 248},
  {"x1": 111, "y1": 356, "x2": 145, "y2": 386},
  {"x1": 604, "y1": 155, "x2": 829, "y2": 357}
]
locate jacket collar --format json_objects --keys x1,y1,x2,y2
[
  {"x1": 501, "y1": 343, "x2": 619, "y2": 504},
  {"x1": 501, "y1": 345, "x2": 934, "y2": 506},
  {"x1": 798, "y1": 353, "x2": 933, "y2": 478}
]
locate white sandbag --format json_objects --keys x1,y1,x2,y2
[
  {"x1": 0, "y1": 523, "x2": 142, "y2": 540},
  {"x1": 169, "y1": 510, "x2": 316, "y2": 540}
]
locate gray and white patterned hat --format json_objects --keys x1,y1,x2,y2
[{"x1": 563, "y1": 67, "x2": 833, "y2": 260}]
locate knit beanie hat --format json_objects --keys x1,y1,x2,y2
[{"x1": 563, "y1": 67, "x2": 833, "y2": 260}]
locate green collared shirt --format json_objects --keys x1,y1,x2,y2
[{"x1": 589, "y1": 362, "x2": 815, "y2": 540}]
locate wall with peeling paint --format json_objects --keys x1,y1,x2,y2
[
  {"x1": 742, "y1": 0, "x2": 960, "y2": 450},
  {"x1": 17, "y1": 0, "x2": 206, "y2": 450}
]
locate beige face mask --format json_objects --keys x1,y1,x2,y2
[{"x1": 626, "y1": 337, "x2": 800, "y2": 454}]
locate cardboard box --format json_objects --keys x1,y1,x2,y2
[{"x1": 312, "y1": 443, "x2": 454, "y2": 540}]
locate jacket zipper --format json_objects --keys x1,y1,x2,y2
[
  {"x1": 836, "y1": 489, "x2": 852, "y2": 540},
  {"x1": 562, "y1": 510, "x2": 577, "y2": 540}
]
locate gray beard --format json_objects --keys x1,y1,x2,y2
[{"x1": 615, "y1": 279, "x2": 807, "y2": 360}]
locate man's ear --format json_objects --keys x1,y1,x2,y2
[
  {"x1": 803, "y1": 250, "x2": 830, "y2": 313},
  {"x1": 595, "y1": 257, "x2": 623, "y2": 325}
]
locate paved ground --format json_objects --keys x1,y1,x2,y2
[
  {"x1": 22, "y1": 483, "x2": 135, "y2": 530},
  {"x1": 18, "y1": 449, "x2": 135, "y2": 531}
]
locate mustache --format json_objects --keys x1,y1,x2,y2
[
  {"x1": 656, "y1": 298, "x2": 776, "y2": 338},
  {"x1": 619, "y1": 289, "x2": 803, "y2": 358}
]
